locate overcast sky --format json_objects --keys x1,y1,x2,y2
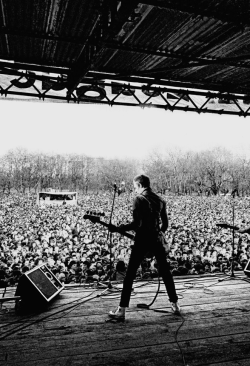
[{"x1": 1, "y1": 99, "x2": 250, "y2": 160}]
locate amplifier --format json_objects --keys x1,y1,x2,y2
[{"x1": 15, "y1": 264, "x2": 64, "y2": 312}]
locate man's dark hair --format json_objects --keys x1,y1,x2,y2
[
  {"x1": 133, "y1": 174, "x2": 150, "y2": 188},
  {"x1": 68, "y1": 260, "x2": 76, "y2": 268},
  {"x1": 82, "y1": 260, "x2": 91, "y2": 268}
]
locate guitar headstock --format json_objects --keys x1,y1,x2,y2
[{"x1": 84, "y1": 210, "x2": 104, "y2": 224}]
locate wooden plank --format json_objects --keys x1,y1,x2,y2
[
  {"x1": 2, "y1": 297, "x2": 250, "y2": 338},
  {"x1": 1, "y1": 277, "x2": 249, "y2": 310},
  {"x1": 1, "y1": 277, "x2": 250, "y2": 366},
  {"x1": 1, "y1": 274, "x2": 248, "y2": 299},
  {"x1": 2, "y1": 308, "x2": 250, "y2": 348},
  {"x1": 1, "y1": 297, "x2": 249, "y2": 333},
  {"x1": 1, "y1": 310, "x2": 250, "y2": 361},
  {"x1": 1, "y1": 286, "x2": 250, "y2": 324},
  {"x1": 2, "y1": 333, "x2": 250, "y2": 366},
  {"x1": 1, "y1": 303, "x2": 250, "y2": 347},
  {"x1": 208, "y1": 360, "x2": 250, "y2": 366}
]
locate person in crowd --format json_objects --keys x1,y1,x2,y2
[
  {"x1": 0, "y1": 187, "x2": 250, "y2": 290},
  {"x1": 113, "y1": 260, "x2": 127, "y2": 281}
]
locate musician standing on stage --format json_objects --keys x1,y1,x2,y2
[{"x1": 109, "y1": 174, "x2": 180, "y2": 321}]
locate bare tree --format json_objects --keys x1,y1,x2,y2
[
  {"x1": 1, "y1": 146, "x2": 250, "y2": 198},
  {"x1": 191, "y1": 148, "x2": 230, "y2": 195}
]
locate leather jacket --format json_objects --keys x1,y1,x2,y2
[{"x1": 119, "y1": 188, "x2": 168, "y2": 237}]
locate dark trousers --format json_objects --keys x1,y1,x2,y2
[{"x1": 120, "y1": 237, "x2": 178, "y2": 307}]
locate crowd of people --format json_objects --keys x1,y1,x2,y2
[{"x1": 1, "y1": 191, "x2": 250, "y2": 288}]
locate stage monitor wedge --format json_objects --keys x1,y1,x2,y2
[{"x1": 15, "y1": 264, "x2": 64, "y2": 313}]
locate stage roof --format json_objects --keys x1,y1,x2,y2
[{"x1": 1, "y1": 0, "x2": 250, "y2": 116}]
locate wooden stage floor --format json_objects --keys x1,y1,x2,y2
[{"x1": 1, "y1": 273, "x2": 250, "y2": 366}]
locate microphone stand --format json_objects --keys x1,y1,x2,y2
[
  {"x1": 219, "y1": 195, "x2": 238, "y2": 282},
  {"x1": 97, "y1": 184, "x2": 122, "y2": 294},
  {"x1": 231, "y1": 201, "x2": 236, "y2": 278}
]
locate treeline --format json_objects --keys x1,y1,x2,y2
[
  {"x1": 0, "y1": 148, "x2": 138, "y2": 194},
  {"x1": 146, "y1": 148, "x2": 250, "y2": 196},
  {"x1": 0, "y1": 147, "x2": 250, "y2": 196}
]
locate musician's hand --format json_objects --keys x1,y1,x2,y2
[
  {"x1": 118, "y1": 224, "x2": 126, "y2": 233},
  {"x1": 239, "y1": 224, "x2": 250, "y2": 234},
  {"x1": 238, "y1": 228, "x2": 249, "y2": 234},
  {"x1": 109, "y1": 225, "x2": 118, "y2": 233}
]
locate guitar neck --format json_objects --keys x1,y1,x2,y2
[
  {"x1": 101, "y1": 220, "x2": 134, "y2": 241},
  {"x1": 83, "y1": 214, "x2": 134, "y2": 241}
]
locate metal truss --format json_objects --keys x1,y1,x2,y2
[{"x1": 1, "y1": 69, "x2": 250, "y2": 117}]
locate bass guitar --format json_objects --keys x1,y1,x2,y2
[
  {"x1": 83, "y1": 214, "x2": 135, "y2": 241},
  {"x1": 84, "y1": 214, "x2": 171, "y2": 258},
  {"x1": 216, "y1": 222, "x2": 239, "y2": 230}
]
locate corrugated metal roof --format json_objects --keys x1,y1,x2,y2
[
  {"x1": 0, "y1": 0, "x2": 100, "y2": 66},
  {"x1": 1, "y1": 0, "x2": 250, "y2": 97},
  {"x1": 94, "y1": 2, "x2": 250, "y2": 95}
]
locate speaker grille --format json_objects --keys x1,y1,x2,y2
[{"x1": 27, "y1": 268, "x2": 58, "y2": 299}]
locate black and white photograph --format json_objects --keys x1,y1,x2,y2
[{"x1": 1, "y1": 1, "x2": 250, "y2": 366}]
